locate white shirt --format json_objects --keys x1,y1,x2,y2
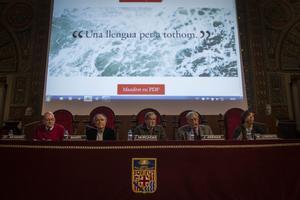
[
  {"x1": 246, "y1": 127, "x2": 253, "y2": 140},
  {"x1": 96, "y1": 129, "x2": 104, "y2": 141},
  {"x1": 45, "y1": 126, "x2": 54, "y2": 132}
]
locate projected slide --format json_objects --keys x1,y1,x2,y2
[{"x1": 46, "y1": 0, "x2": 244, "y2": 101}]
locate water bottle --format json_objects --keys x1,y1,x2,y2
[
  {"x1": 189, "y1": 131, "x2": 195, "y2": 141},
  {"x1": 128, "y1": 129, "x2": 133, "y2": 141},
  {"x1": 64, "y1": 130, "x2": 69, "y2": 140},
  {"x1": 8, "y1": 129, "x2": 14, "y2": 138},
  {"x1": 246, "y1": 128, "x2": 253, "y2": 140}
]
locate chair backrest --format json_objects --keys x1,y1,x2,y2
[
  {"x1": 136, "y1": 108, "x2": 161, "y2": 125},
  {"x1": 53, "y1": 109, "x2": 74, "y2": 134},
  {"x1": 89, "y1": 106, "x2": 116, "y2": 129},
  {"x1": 178, "y1": 110, "x2": 202, "y2": 127},
  {"x1": 224, "y1": 108, "x2": 244, "y2": 139}
]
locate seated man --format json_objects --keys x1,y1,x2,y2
[
  {"x1": 133, "y1": 111, "x2": 167, "y2": 140},
  {"x1": 86, "y1": 113, "x2": 116, "y2": 141},
  {"x1": 176, "y1": 111, "x2": 213, "y2": 140},
  {"x1": 33, "y1": 111, "x2": 65, "y2": 141},
  {"x1": 234, "y1": 110, "x2": 266, "y2": 140}
]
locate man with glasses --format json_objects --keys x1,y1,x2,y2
[
  {"x1": 176, "y1": 111, "x2": 213, "y2": 140},
  {"x1": 33, "y1": 111, "x2": 65, "y2": 141}
]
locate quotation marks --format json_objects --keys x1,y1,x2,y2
[
  {"x1": 199, "y1": 31, "x2": 211, "y2": 39},
  {"x1": 72, "y1": 31, "x2": 84, "y2": 38}
]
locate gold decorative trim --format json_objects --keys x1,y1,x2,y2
[{"x1": 1, "y1": 143, "x2": 300, "y2": 150}]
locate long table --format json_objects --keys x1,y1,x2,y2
[{"x1": 1, "y1": 140, "x2": 300, "y2": 200}]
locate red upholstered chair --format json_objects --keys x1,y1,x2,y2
[
  {"x1": 178, "y1": 110, "x2": 192, "y2": 127},
  {"x1": 89, "y1": 106, "x2": 116, "y2": 129},
  {"x1": 53, "y1": 109, "x2": 74, "y2": 134},
  {"x1": 224, "y1": 108, "x2": 244, "y2": 140},
  {"x1": 136, "y1": 108, "x2": 162, "y2": 125}
]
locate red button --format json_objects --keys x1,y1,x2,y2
[{"x1": 118, "y1": 84, "x2": 165, "y2": 95}]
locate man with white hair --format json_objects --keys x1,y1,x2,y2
[
  {"x1": 86, "y1": 113, "x2": 116, "y2": 141},
  {"x1": 33, "y1": 111, "x2": 65, "y2": 141},
  {"x1": 176, "y1": 111, "x2": 212, "y2": 140}
]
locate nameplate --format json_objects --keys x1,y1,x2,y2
[
  {"x1": 134, "y1": 135, "x2": 158, "y2": 141},
  {"x1": 1, "y1": 134, "x2": 26, "y2": 140},
  {"x1": 65, "y1": 135, "x2": 87, "y2": 140},
  {"x1": 202, "y1": 135, "x2": 224, "y2": 140},
  {"x1": 255, "y1": 134, "x2": 279, "y2": 140}
]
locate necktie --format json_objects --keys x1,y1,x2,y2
[
  {"x1": 149, "y1": 127, "x2": 154, "y2": 135},
  {"x1": 193, "y1": 128, "x2": 198, "y2": 139}
]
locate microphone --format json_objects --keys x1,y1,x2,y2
[
  {"x1": 253, "y1": 121, "x2": 265, "y2": 126},
  {"x1": 85, "y1": 125, "x2": 97, "y2": 130}
]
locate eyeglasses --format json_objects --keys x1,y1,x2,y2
[{"x1": 44, "y1": 118, "x2": 55, "y2": 122}]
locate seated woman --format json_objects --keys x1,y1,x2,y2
[
  {"x1": 176, "y1": 111, "x2": 213, "y2": 140},
  {"x1": 233, "y1": 110, "x2": 265, "y2": 140},
  {"x1": 86, "y1": 113, "x2": 116, "y2": 141},
  {"x1": 133, "y1": 111, "x2": 167, "y2": 140}
]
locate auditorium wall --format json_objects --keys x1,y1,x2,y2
[{"x1": 0, "y1": 0, "x2": 299, "y2": 137}]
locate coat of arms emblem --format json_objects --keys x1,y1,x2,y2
[{"x1": 132, "y1": 158, "x2": 157, "y2": 193}]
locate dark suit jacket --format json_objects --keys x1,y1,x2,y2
[
  {"x1": 133, "y1": 123, "x2": 167, "y2": 140},
  {"x1": 176, "y1": 124, "x2": 213, "y2": 140},
  {"x1": 233, "y1": 123, "x2": 266, "y2": 140},
  {"x1": 85, "y1": 126, "x2": 116, "y2": 140}
]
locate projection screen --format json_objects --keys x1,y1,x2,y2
[{"x1": 43, "y1": 0, "x2": 247, "y2": 115}]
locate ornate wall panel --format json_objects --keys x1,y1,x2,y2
[
  {"x1": 238, "y1": 0, "x2": 268, "y2": 113},
  {"x1": 0, "y1": 24, "x2": 18, "y2": 72},
  {"x1": 261, "y1": 0, "x2": 300, "y2": 119},
  {"x1": 262, "y1": 0, "x2": 294, "y2": 30},
  {"x1": 0, "y1": 3, "x2": 6, "y2": 13},
  {"x1": 280, "y1": 21, "x2": 300, "y2": 71},
  {"x1": 295, "y1": 3, "x2": 300, "y2": 16},
  {"x1": 28, "y1": 0, "x2": 51, "y2": 118},
  {"x1": 268, "y1": 72, "x2": 287, "y2": 107},
  {"x1": 8, "y1": 105, "x2": 25, "y2": 120},
  {"x1": 0, "y1": 1, "x2": 36, "y2": 120},
  {"x1": 236, "y1": 0, "x2": 254, "y2": 111},
  {"x1": 12, "y1": 76, "x2": 27, "y2": 105},
  {"x1": 5, "y1": 2, "x2": 33, "y2": 31}
]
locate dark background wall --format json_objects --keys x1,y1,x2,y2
[{"x1": 0, "y1": 0, "x2": 299, "y2": 139}]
